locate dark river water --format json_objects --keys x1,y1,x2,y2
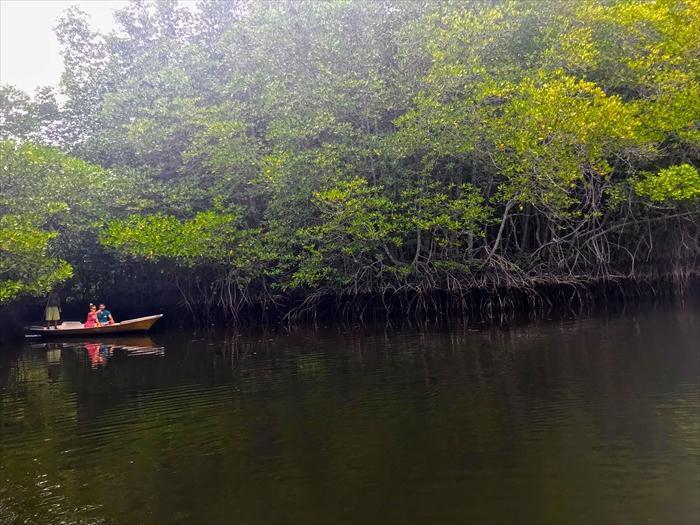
[{"x1": 1, "y1": 304, "x2": 698, "y2": 525}]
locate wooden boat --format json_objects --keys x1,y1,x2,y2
[{"x1": 26, "y1": 314, "x2": 163, "y2": 337}]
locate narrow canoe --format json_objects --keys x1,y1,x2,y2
[{"x1": 26, "y1": 314, "x2": 163, "y2": 337}]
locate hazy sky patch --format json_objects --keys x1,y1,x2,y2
[{"x1": 1, "y1": 0, "x2": 126, "y2": 93}]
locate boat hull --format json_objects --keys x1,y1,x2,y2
[{"x1": 27, "y1": 315, "x2": 163, "y2": 337}]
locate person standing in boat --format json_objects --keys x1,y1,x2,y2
[
  {"x1": 97, "y1": 303, "x2": 115, "y2": 325},
  {"x1": 44, "y1": 291, "x2": 61, "y2": 329},
  {"x1": 84, "y1": 304, "x2": 99, "y2": 328}
]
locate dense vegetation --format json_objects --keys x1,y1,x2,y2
[{"x1": 1, "y1": 0, "x2": 698, "y2": 324}]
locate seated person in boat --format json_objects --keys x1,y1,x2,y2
[
  {"x1": 97, "y1": 303, "x2": 116, "y2": 325},
  {"x1": 84, "y1": 304, "x2": 99, "y2": 328},
  {"x1": 44, "y1": 291, "x2": 61, "y2": 329}
]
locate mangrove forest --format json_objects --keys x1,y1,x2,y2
[{"x1": 1, "y1": 0, "x2": 699, "y2": 327}]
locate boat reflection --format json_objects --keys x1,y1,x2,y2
[
  {"x1": 84, "y1": 342, "x2": 111, "y2": 367},
  {"x1": 31, "y1": 337, "x2": 164, "y2": 368}
]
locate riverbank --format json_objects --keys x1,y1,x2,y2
[{"x1": 3, "y1": 275, "x2": 697, "y2": 345}]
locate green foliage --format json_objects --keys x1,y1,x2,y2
[
  {"x1": 1, "y1": 0, "x2": 698, "y2": 315},
  {"x1": 292, "y1": 177, "x2": 489, "y2": 288},
  {"x1": 0, "y1": 141, "x2": 123, "y2": 221},
  {"x1": 485, "y1": 72, "x2": 639, "y2": 211},
  {"x1": 634, "y1": 164, "x2": 700, "y2": 203},
  {"x1": 100, "y1": 209, "x2": 268, "y2": 292},
  {"x1": 0, "y1": 215, "x2": 73, "y2": 303},
  {"x1": 0, "y1": 141, "x2": 134, "y2": 304},
  {"x1": 0, "y1": 86, "x2": 61, "y2": 144},
  {"x1": 101, "y1": 211, "x2": 247, "y2": 267}
]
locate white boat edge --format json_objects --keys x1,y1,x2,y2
[{"x1": 26, "y1": 314, "x2": 163, "y2": 336}]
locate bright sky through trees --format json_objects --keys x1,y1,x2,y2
[{"x1": 1, "y1": 1, "x2": 125, "y2": 92}]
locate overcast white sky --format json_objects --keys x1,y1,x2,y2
[{"x1": 1, "y1": 0, "x2": 126, "y2": 94}]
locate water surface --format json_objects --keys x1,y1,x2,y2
[{"x1": 1, "y1": 306, "x2": 698, "y2": 524}]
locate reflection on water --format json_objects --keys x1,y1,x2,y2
[
  {"x1": 1, "y1": 305, "x2": 698, "y2": 525},
  {"x1": 29, "y1": 337, "x2": 165, "y2": 369}
]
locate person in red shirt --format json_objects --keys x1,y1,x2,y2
[{"x1": 84, "y1": 304, "x2": 99, "y2": 328}]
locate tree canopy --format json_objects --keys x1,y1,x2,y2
[{"x1": 1, "y1": 0, "x2": 698, "y2": 320}]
